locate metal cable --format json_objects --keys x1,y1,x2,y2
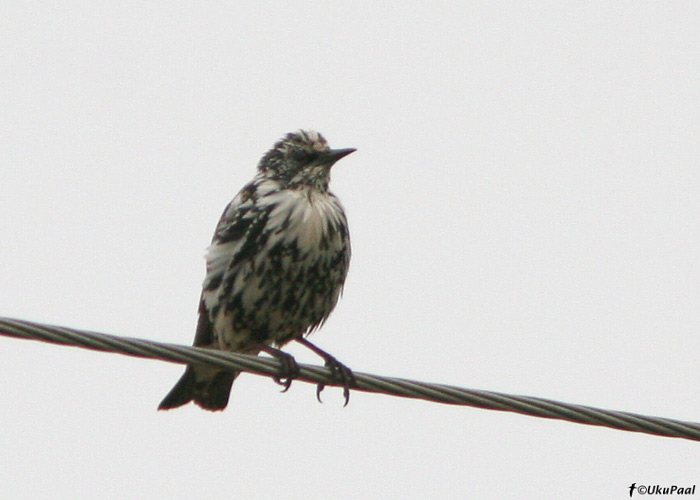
[{"x1": 1, "y1": 316, "x2": 699, "y2": 442}]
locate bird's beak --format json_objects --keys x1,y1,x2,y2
[{"x1": 320, "y1": 147, "x2": 356, "y2": 166}]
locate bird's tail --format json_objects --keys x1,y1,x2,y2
[{"x1": 158, "y1": 365, "x2": 240, "y2": 411}]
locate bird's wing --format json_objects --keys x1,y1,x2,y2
[
  {"x1": 191, "y1": 294, "x2": 215, "y2": 347},
  {"x1": 192, "y1": 179, "x2": 278, "y2": 347},
  {"x1": 203, "y1": 181, "x2": 273, "y2": 291}
]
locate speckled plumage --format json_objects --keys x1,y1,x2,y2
[{"x1": 159, "y1": 130, "x2": 354, "y2": 411}]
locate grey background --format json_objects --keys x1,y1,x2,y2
[{"x1": 1, "y1": 2, "x2": 698, "y2": 498}]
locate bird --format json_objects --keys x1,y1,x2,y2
[{"x1": 158, "y1": 130, "x2": 355, "y2": 411}]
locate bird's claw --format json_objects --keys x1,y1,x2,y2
[
  {"x1": 315, "y1": 357, "x2": 355, "y2": 407},
  {"x1": 272, "y1": 351, "x2": 300, "y2": 393},
  {"x1": 275, "y1": 376, "x2": 294, "y2": 393}
]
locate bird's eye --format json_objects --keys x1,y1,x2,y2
[{"x1": 290, "y1": 149, "x2": 317, "y2": 163}]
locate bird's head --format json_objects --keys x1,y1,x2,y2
[{"x1": 257, "y1": 130, "x2": 355, "y2": 191}]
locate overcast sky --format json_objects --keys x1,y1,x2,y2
[{"x1": 1, "y1": 2, "x2": 699, "y2": 498}]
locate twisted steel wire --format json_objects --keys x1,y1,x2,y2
[{"x1": 1, "y1": 316, "x2": 699, "y2": 442}]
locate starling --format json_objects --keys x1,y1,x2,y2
[{"x1": 159, "y1": 130, "x2": 355, "y2": 411}]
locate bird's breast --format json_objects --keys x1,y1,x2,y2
[{"x1": 265, "y1": 189, "x2": 347, "y2": 253}]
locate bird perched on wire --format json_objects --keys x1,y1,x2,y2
[{"x1": 159, "y1": 130, "x2": 355, "y2": 411}]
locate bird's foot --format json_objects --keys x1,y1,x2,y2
[
  {"x1": 295, "y1": 338, "x2": 355, "y2": 406},
  {"x1": 316, "y1": 356, "x2": 355, "y2": 407},
  {"x1": 259, "y1": 346, "x2": 300, "y2": 392}
]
